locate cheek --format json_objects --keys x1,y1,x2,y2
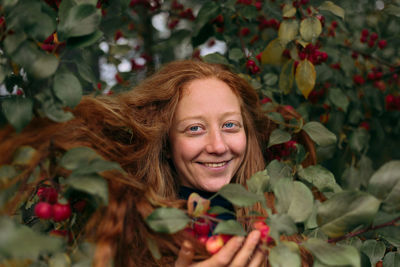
[
  {"x1": 229, "y1": 133, "x2": 247, "y2": 156},
  {"x1": 171, "y1": 138, "x2": 201, "y2": 162}
]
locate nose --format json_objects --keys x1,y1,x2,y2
[{"x1": 205, "y1": 129, "x2": 228, "y2": 154}]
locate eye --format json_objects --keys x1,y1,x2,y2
[
  {"x1": 223, "y1": 121, "x2": 241, "y2": 131},
  {"x1": 185, "y1": 124, "x2": 205, "y2": 135},
  {"x1": 223, "y1": 122, "x2": 235, "y2": 128}
]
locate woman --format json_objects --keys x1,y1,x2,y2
[{"x1": 0, "y1": 60, "x2": 315, "y2": 266}]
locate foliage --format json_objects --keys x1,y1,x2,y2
[{"x1": 1, "y1": 0, "x2": 400, "y2": 266}]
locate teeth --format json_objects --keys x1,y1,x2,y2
[{"x1": 204, "y1": 162, "x2": 226, "y2": 167}]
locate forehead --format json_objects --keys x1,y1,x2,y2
[{"x1": 175, "y1": 78, "x2": 242, "y2": 116}]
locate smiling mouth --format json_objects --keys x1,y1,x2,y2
[{"x1": 201, "y1": 161, "x2": 230, "y2": 168}]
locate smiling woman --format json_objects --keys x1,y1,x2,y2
[{"x1": 0, "y1": 60, "x2": 315, "y2": 266}]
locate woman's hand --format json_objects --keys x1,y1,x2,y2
[{"x1": 175, "y1": 230, "x2": 265, "y2": 267}]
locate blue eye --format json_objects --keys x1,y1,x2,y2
[
  {"x1": 224, "y1": 122, "x2": 235, "y2": 128},
  {"x1": 189, "y1": 125, "x2": 201, "y2": 132}
]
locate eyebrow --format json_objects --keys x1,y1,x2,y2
[{"x1": 175, "y1": 111, "x2": 242, "y2": 125}]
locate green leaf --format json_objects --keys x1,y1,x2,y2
[
  {"x1": 360, "y1": 240, "x2": 385, "y2": 266},
  {"x1": 267, "y1": 214, "x2": 297, "y2": 240},
  {"x1": 207, "y1": 206, "x2": 234, "y2": 215},
  {"x1": 213, "y1": 220, "x2": 246, "y2": 236},
  {"x1": 368, "y1": 160, "x2": 400, "y2": 212},
  {"x1": 0, "y1": 216, "x2": 64, "y2": 260},
  {"x1": 279, "y1": 59, "x2": 295, "y2": 94},
  {"x1": 66, "y1": 173, "x2": 108, "y2": 205},
  {"x1": 228, "y1": 48, "x2": 244, "y2": 62},
  {"x1": 0, "y1": 165, "x2": 18, "y2": 186},
  {"x1": 58, "y1": 4, "x2": 101, "y2": 39},
  {"x1": 269, "y1": 242, "x2": 301, "y2": 267},
  {"x1": 12, "y1": 146, "x2": 37, "y2": 165},
  {"x1": 278, "y1": 19, "x2": 299, "y2": 46},
  {"x1": 261, "y1": 38, "x2": 285, "y2": 66},
  {"x1": 48, "y1": 253, "x2": 71, "y2": 267},
  {"x1": 263, "y1": 73, "x2": 278, "y2": 86},
  {"x1": 247, "y1": 170, "x2": 270, "y2": 195},
  {"x1": 60, "y1": 147, "x2": 103, "y2": 170},
  {"x1": 302, "y1": 121, "x2": 337, "y2": 146},
  {"x1": 2, "y1": 96, "x2": 33, "y2": 132},
  {"x1": 66, "y1": 29, "x2": 103, "y2": 48},
  {"x1": 30, "y1": 53, "x2": 59, "y2": 79},
  {"x1": 24, "y1": 11, "x2": 56, "y2": 41},
  {"x1": 383, "y1": 252, "x2": 400, "y2": 267},
  {"x1": 266, "y1": 160, "x2": 292, "y2": 187},
  {"x1": 328, "y1": 88, "x2": 349, "y2": 113},
  {"x1": 303, "y1": 238, "x2": 360, "y2": 267},
  {"x1": 268, "y1": 129, "x2": 291, "y2": 148},
  {"x1": 77, "y1": 62, "x2": 97, "y2": 84},
  {"x1": 202, "y1": 52, "x2": 229, "y2": 65},
  {"x1": 217, "y1": 184, "x2": 266, "y2": 207},
  {"x1": 53, "y1": 71, "x2": 82, "y2": 108},
  {"x1": 317, "y1": 191, "x2": 381, "y2": 238},
  {"x1": 318, "y1": 1, "x2": 345, "y2": 20},
  {"x1": 74, "y1": 159, "x2": 122, "y2": 175},
  {"x1": 145, "y1": 207, "x2": 190, "y2": 234},
  {"x1": 295, "y1": 59, "x2": 316, "y2": 99},
  {"x1": 273, "y1": 179, "x2": 314, "y2": 223},
  {"x1": 193, "y1": 1, "x2": 219, "y2": 36},
  {"x1": 349, "y1": 128, "x2": 370, "y2": 153},
  {"x1": 145, "y1": 237, "x2": 161, "y2": 260},
  {"x1": 300, "y1": 16, "x2": 322, "y2": 42},
  {"x1": 3, "y1": 32, "x2": 26, "y2": 55},
  {"x1": 282, "y1": 4, "x2": 296, "y2": 18},
  {"x1": 298, "y1": 165, "x2": 342, "y2": 193},
  {"x1": 239, "y1": 5, "x2": 258, "y2": 19}
]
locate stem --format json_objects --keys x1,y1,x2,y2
[{"x1": 328, "y1": 216, "x2": 400, "y2": 243}]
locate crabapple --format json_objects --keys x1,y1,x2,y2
[
  {"x1": 378, "y1": 40, "x2": 387, "y2": 49},
  {"x1": 193, "y1": 218, "x2": 211, "y2": 236},
  {"x1": 37, "y1": 187, "x2": 58, "y2": 204},
  {"x1": 205, "y1": 235, "x2": 225, "y2": 254},
  {"x1": 34, "y1": 202, "x2": 53, "y2": 219},
  {"x1": 52, "y1": 203, "x2": 72, "y2": 222}
]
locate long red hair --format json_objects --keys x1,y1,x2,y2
[{"x1": 0, "y1": 60, "x2": 315, "y2": 266}]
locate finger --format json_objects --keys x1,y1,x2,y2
[
  {"x1": 175, "y1": 240, "x2": 195, "y2": 267},
  {"x1": 248, "y1": 248, "x2": 265, "y2": 267},
  {"x1": 230, "y1": 230, "x2": 261, "y2": 267},
  {"x1": 201, "y1": 236, "x2": 245, "y2": 267}
]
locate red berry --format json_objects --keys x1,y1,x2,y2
[
  {"x1": 351, "y1": 51, "x2": 359, "y2": 59},
  {"x1": 205, "y1": 235, "x2": 225, "y2": 254},
  {"x1": 256, "y1": 52, "x2": 262, "y2": 62},
  {"x1": 52, "y1": 203, "x2": 72, "y2": 222},
  {"x1": 246, "y1": 60, "x2": 255, "y2": 68},
  {"x1": 367, "y1": 72, "x2": 376, "y2": 80},
  {"x1": 361, "y1": 28, "x2": 369, "y2": 37},
  {"x1": 331, "y1": 21, "x2": 338, "y2": 29},
  {"x1": 353, "y1": 74, "x2": 365, "y2": 85},
  {"x1": 261, "y1": 97, "x2": 272, "y2": 104},
  {"x1": 114, "y1": 30, "x2": 123, "y2": 41},
  {"x1": 368, "y1": 39, "x2": 375, "y2": 48},
  {"x1": 16, "y1": 89, "x2": 24, "y2": 95},
  {"x1": 240, "y1": 27, "x2": 250, "y2": 36},
  {"x1": 254, "y1": 2, "x2": 262, "y2": 10},
  {"x1": 370, "y1": 32, "x2": 378, "y2": 41},
  {"x1": 37, "y1": 187, "x2": 58, "y2": 204},
  {"x1": 197, "y1": 235, "x2": 208, "y2": 245},
  {"x1": 34, "y1": 202, "x2": 53, "y2": 219},
  {"x1": 378, "y1": 39, "x2": 387, "y2": 49},
  {"x1": 300, "y1": 0, "x2": 309, "y2": 5},
  {"x1": 168, "y1": 19, "x2": 179, "y2": 29},
  {"x1": 251, "y1": 65, "x2": 260, "y2": 74},
  {"x1": 359, "y1": 122, "x2": 370, "y2": 131},
  {"x1": 360, "y1": 36, "x2": 368, "y2": 43},
  {"x1": 207, "y1": 39, "x2": 216, "y2": 47}
]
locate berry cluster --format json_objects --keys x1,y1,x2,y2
[
  {"x1": 167, "y1": 1, "x2": 195, "y2": 29},
  {"x1": 258, "y1": 16, "x2": 280, "y2": 31},
  {"x1": 297, "y1": 43, "x2": 328, "y2": 65},
  {"x1": 266, "y1": 140, "x2": 298, "y2": 162},
  {"x1": 34, "y1": 187, "x2": 72, "y2": 222},
  {"x1": 246, "y1": 59, "x2": 260, "y2": 74},
  {"x1": 359, "y1": 29, "x2": 387, "y2": 49},
  {"x1": 385, "y1": 94, "x2": 400, "y2": 111}
]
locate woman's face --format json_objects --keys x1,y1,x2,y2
[{"x1": 169, "y1": 78, "x2": 247, "y2": 192}]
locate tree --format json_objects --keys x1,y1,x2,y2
[{"x1": 0, "y1": 0, "x2": 400, "y2": 266}]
